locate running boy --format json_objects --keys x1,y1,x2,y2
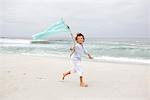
[{"x1": 62, "y1": 33, "x2": 93, "y2": 87}]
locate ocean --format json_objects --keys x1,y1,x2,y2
[{"x1": 0, "y1": 38, "x2": 150, "y2": 65}]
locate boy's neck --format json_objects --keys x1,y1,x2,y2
[{"x1": 77, "y1": 43, "x2": 83, "y2": 45}]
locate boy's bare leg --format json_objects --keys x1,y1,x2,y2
[
  {"x1": 80, "y1": 76, "x2": 88, "y2": 87},
  {"x1": 62, "y1": 71, "x2": 71, "y2": 80}
]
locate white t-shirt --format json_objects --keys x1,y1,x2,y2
[{"x1": 71, "y1": 43, "x2": 89, "y2": 60}]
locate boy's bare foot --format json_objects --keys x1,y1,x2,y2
[
  {"x1": 62, "y1": 73, "x2": 66, "y2": 80},
  {"x1": 80, "y1": 83, "x2": 88, "y2": 87},
  {"x1": 62, "y1": 71, "x2": 71, "y2": 80}
]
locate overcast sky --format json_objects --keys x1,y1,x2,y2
[{"x1": 0, "y1": 0, "x2": 150, "y2": 39}]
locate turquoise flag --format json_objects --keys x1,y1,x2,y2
[{"x1": 32, "y1": 19, "x2": 71, "y2": 40}]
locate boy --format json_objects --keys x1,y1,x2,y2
[{"x1": 62, "y1": 33, "x2": 93, "y2": 87}]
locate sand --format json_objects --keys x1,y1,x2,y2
[{"x1": 0, "y1": 54, "x2": 149, "y2": 100}]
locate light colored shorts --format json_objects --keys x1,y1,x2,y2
[{"x1": 70, "y1": 58, "x2": 83, "y2": 76}]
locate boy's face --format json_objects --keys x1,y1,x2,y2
[{"x1": 76, "y1": 36, "x2": 84, "y2": 44}]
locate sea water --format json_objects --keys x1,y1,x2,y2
[{"x1": 0, "y1": 38, "x2": 150, "y2": 65}]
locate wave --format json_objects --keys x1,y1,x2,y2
[
  {"x1": 14, "y1": 53, "x2": 150, "y2": 65},
  {"x1": 1, "y1": 38, "x2": 150, "y2": 65},
  {"x1": 94, "y1": 56, "x2": 150, "y2": 65},
  {"x1": 0, "y1": 38, "x2": 31, "y2": 44}
]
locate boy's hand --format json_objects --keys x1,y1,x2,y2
[
  {"x1": 88, "y1": 54, "x2": 93, "y2": 59},
  {"x1": 70, "y1": 47, "x2": 74, "y2": 51}
]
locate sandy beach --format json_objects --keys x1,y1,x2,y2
[{"x1": 0, "y1": 54, "x2": 149, "y2": 100}]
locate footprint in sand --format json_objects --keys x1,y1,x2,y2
[
  {"x1": 23, "y1": 73, "x2": 26, "y2": 75},
  {"x1": 7, "y1": 71, "x2": 11, "y2": 73},
  {"x1": 36, "y1": 77, "x2": 44, "y2": 80}
]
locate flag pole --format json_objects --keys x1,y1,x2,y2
[{"x1": 66, "y1": 25, "x2": 76, "y2": 57}]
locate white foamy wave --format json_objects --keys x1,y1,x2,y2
[
  {"x1": 94, "y1": 56, "x2": 150, "y2": 65},
  {"x1": 0, "y1": 38, "x2": 30, "y2": 44},
  {"x1": 20, "y1": 52, "x2": 68, "y2": 58}
]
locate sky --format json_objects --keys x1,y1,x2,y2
[{"x1": 0, "y1": 0, "x2": 150, "y2": 39}]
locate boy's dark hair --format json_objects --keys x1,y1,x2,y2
[{"x1": 75, "y1": 33, "x2": 85, "y2": 42}]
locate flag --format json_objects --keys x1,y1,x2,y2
[{"x1": 32, "y1": 19, "x2": 71, "y2": 40}]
